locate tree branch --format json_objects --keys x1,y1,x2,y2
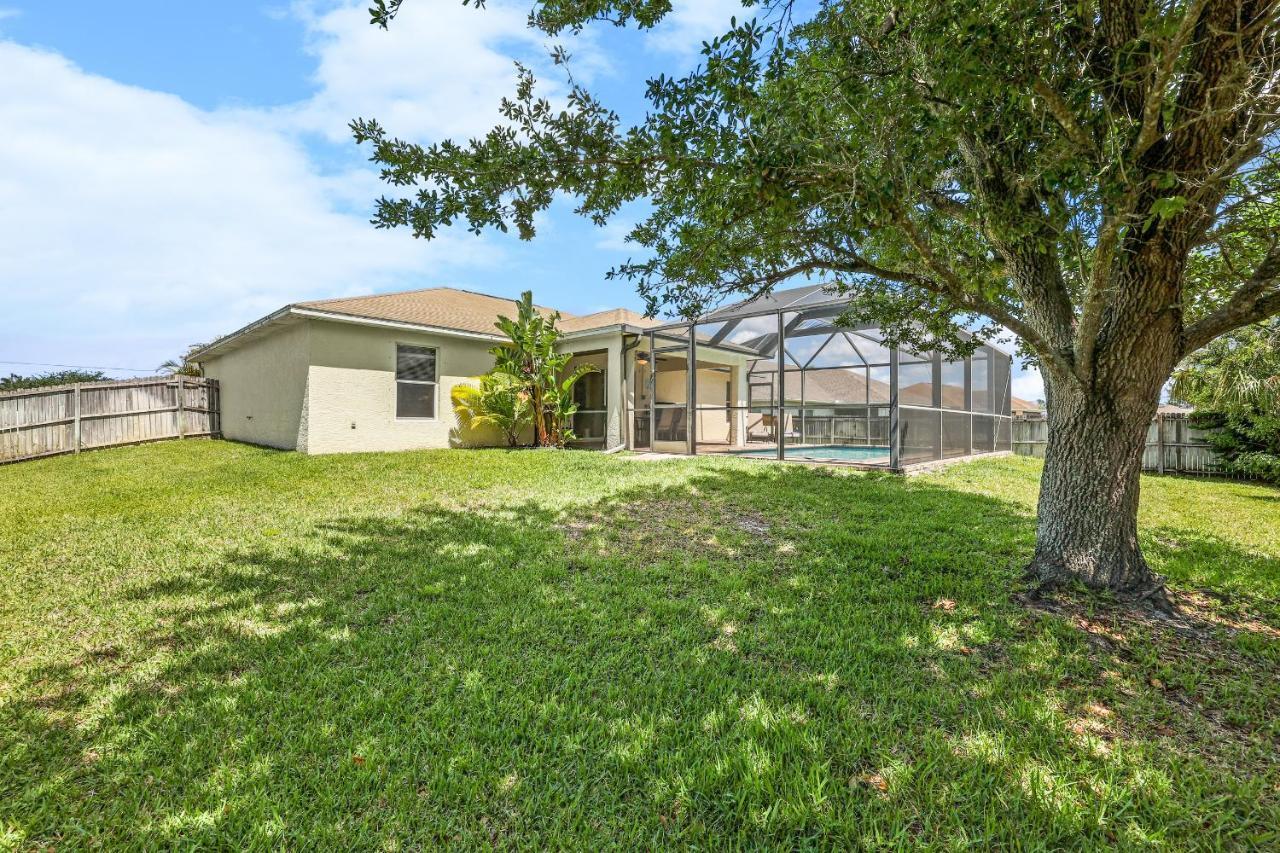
[
  {"x1": 1184, "y1": 242, "x2": 1280, "y2": 351},
  {"x1": 1131, "y1": 0, "x2": 1212, "y2": 162},
  {"x1": 1033, "y1": 80, "x2": 1096, "y2": 154},
  {"x1": 891, "y1": 215, "x2": 1078, "y2": 378}
]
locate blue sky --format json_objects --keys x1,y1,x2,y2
[{"x1": 0, "y1": 1, "x2": 1045, "y2": 400}]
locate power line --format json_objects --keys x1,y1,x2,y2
[{"x1": 0, "y1": 360, "x2": 160, "y2": 374}]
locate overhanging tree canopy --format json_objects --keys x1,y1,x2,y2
[{"x1": 353, "y1": 0, "x2": 1280, "y2": 600}]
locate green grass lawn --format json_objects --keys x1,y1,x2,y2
[{"x1": 1, "y1": 442, "x2": 1277, "y2": 848}]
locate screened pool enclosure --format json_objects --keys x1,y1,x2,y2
[{"x1": 628, "y1": 284, "x2": 1013, "y2": 469}]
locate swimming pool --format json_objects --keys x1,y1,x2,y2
[{"x1": 730, "y1": 445, "x2": 892, "y2": 464}]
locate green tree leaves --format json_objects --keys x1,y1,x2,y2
[
  {"x1": 1173, "y1": 320, "x2": 1280, "y2": 414},
  {"x1": 0, "y1": 369, "x2": 109, "y2": 392},
  {"x1": 354, "y1": 0, "x2": 1280, "y2": 371}
]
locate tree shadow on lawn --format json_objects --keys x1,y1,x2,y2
[{"x1": 3, "y1": 465, "x2": 1278, "y2": 848}]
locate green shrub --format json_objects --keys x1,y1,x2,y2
[
  {"x1": 1191, "y1": 411, "x2": 1280, "y2": 483},
  {"x1": 452, "y1": 372, "x2": 532, "y2": 447},
  {"x1": 0, "y1": 369, "x2": 109, "y2": 391}
]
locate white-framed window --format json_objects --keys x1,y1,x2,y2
[{"x1": 395, "y1": 344, "x2": 437, "y2": 419}]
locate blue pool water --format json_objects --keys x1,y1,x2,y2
[{"x1": 730, "y1": 445, "x2": 892, "y2": 463}]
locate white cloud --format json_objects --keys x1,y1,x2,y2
[
  {"x1": 0, "y1": 40, "x2": 499, "y2": 372},
  {"x1": 1012, "y1": 368, "x2": 1045, "y2": 404},
  {"x1": 645, "y1": 0, "x2": 750, "y2": 57},
  {"x1": 0, "y1": 0, "x2": 612, "y2": 375},
  {"x1": 284, "y1": 0, "x2": 553, "y2": 144},
  {"x1": 594, "y1": 219, "x2": 636, "y2": 252}
]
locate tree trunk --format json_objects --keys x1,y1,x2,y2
[
  {"x1": 1028, "y1": 364, "x2": 1169, "y2": 596},
  {"x1": 1022, "y1": 225, "x2": 1191, "y2": 600}
]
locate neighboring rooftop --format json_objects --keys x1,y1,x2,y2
[
  {"x1": 1011, "y1": 395, "x2": 1042, "y2": 413},
  {"x1": 559, "y1": 307, "x2": 662, "y2": 334}
]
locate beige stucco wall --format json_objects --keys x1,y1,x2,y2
[
  {"x1": 202, "y1": 321, "x2": 310, "y2": 450},
  {"x1": 203, "y1": 316, "x2": 636, "y2": 455},
  {"x1": 303, "y1": 320, "x2": 504, "y2": 455}
]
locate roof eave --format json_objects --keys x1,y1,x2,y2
[
  {"x1": 190, "y1": 306, "x2": 298, "y2": 362},
  {"x1": 193, "y1": 306, "x2": 507, "y2": 362},
  {"x1": 289, "y1": 308, "x2": 506, "y2": 342},
  {"x1": 560, "y1": 323, "x2": 654, "y2": 341}
]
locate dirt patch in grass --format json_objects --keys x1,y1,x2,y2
[{"x1": 565, "y1": 496, "x2": 783, "y2": 559}]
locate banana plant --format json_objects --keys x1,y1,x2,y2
[
  {"x1": 452, "y1": 371, "x2": 532, "y2": 447},
  {"x1": 544, "y1": 364, "x2": 600, "y2": 447},
  {"x1": 490, "y1": 290, "x2": 598, "y2": 447}
]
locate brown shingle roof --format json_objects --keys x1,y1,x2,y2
[
  {"x1": 799, "y1": 369, "x2": 892, "y2": 404},
  {"x1": 295, "y1": 287, "x2": 658, "y2": 338},
  {"x1": 558, "y1": 308, "x2": 662, "y2": 333},
  {"x1": 297, "y1": 287, "x2": 567, "y2": 337},
  {"x1": 1011, "y1": 395, "x2": 1042, "y2": 413}
]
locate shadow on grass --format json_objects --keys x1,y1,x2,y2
[
  {"x1": 3, "y1": 465, "x2": 1277, "y2": 847},
  {"x1": 1145, "y1": 528, "x2": 1280, "y2": 617}
]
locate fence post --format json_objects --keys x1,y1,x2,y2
[
  {"x1": 1156, "y1": 412, "x2": 1165, "y2": 474},
  {"x1": 1175, "y1": 416, "x2": 1183, "y2": 474},
  {"x1": 73, "y1": 385, "x2": 81, "y2": 454},
  {"x1": 176, "y1": 375, "x2": 185, "y2": 439}
]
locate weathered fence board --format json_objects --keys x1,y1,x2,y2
[
  {"x1": 0, "y1": 377, "x2": 220, "y2": 464},
  {"x1": 1013, "y1": 412, "x2": 1234, "y2": 476}
]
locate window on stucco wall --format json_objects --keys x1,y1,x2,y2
[{"x1": 396, "y1": 344, "x2": 437, "y2": 419}]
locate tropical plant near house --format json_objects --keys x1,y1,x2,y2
[
  {"x1": 487, "y1": 290, "x2": 598, "y2": 448},
  {"x1": 452, "y1": 371, "x2": 532, "y2": 447},
  {"x1": 356, "y1": 0, "x2": 1280, "y2": 601},
  {"x1": 158, "y1": 342, "x2": 207, "y2": 377},
  {"x1": 544, "y1": 367, "x2": 598, "y2": 446}
]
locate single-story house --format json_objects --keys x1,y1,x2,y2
[
  {"x1": 193, "y1": 287, "x2": 661, "y2": 455},
  {"x1": 194, "y1": 284, "x2": 1015, "y2": 469}
]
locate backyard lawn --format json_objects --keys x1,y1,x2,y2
[{"x1": 1, "y1": 442, "x2": 1277, "y2": 848}]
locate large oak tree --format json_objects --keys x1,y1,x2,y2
[{"x1": 353, "y1": 0, "x2": 1280, "y2": 599}]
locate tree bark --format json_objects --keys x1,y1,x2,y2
[
  {"x1": 1029, "y1": 336, "x2": 1175, "y2": 597},
  {"x1": 1030, "y1": 386, "x2": 1155, "y2": 593}
]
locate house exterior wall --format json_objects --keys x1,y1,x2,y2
[
  {"x1": 303, "y1": 320, "x2": 503, "y2": 455},
  {"x1": 202, "y1": 316, "x2": 632, "y2": 456},
  {"x1": 694, "y1": 366, "x2": 735, "y2": 445},
  {"x1": 201, "y1": 321, "x2": 310, "y2": 450}
]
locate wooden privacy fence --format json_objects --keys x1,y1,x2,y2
[
  {"x1": 0, "y1": 376, "x2": 220, "y2": 464},
  {"x1": 1013, "y1": 412, "x2": 1226, "y2": 476}
]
